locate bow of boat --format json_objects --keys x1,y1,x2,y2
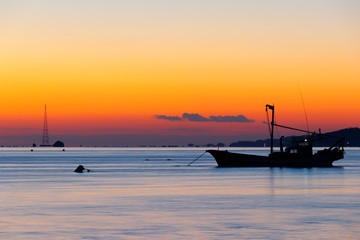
[{"x1": 206, "y1": 149, "x2": 270, "y2": 167}]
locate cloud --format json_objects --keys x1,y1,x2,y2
[
  {"x1": 155, "y1": 113, "x2": 255, "y2": 123},
  {"x1": 183, "y1": 113, "x2": 210, "y2": 122},
  {"x1": 209, "y1": 115, "x2": 254, "y2": 123},
  {"x1": 154, "y1": 115, "x2": 182, "y2": 121}
]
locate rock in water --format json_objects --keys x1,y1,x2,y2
[{"x1": 74, "y1": 165, "x2": 85, "y2": 173}]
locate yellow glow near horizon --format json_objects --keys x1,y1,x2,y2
[{"x1": 1, "y1": 1, "x2": 359, "y2": 136}]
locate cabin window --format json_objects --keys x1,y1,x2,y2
[
  {"x1": 290, "y1": 149, "x2": 297, "y2": 154},
  {"x1": 299, "y1": 142, "x2": 308, "y2": 146}
]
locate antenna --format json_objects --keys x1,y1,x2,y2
[
  {"x1": 297, "y1": 81, "x2": 310, "y2": 133},
  {"x1": 41, "y1": 104, "x2": 50, "y2": 146}
]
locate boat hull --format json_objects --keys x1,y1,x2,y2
[{"x1": 206, "y1": 149, "x2": 344, "y2": 168}]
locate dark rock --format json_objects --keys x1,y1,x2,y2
[{"x1": 53, "y1": 141, "x2": 65, "y2": 147}]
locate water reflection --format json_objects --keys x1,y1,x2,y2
[
  {"x1": 266, "y1": 167, "x2": 348, "y2": 196},
  {"x1": 0, "y1": 148, "x2": 359, "y2": 239}
]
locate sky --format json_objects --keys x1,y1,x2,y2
[{"x1": 1, "y1": 0, "x2": 360, "y2": 145}]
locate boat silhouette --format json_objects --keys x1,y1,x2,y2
[{"x1": 207, "y1": 105, "x2": 345, "y2": 167}]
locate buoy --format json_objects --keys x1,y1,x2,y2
[
  {"x1": 74, "y1": 165, "x2": 85, "y2": 173},
  {"x1": 74, "y1": 165, "x2": 91, "y2": 173}
]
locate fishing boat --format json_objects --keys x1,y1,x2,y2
[{"x1": 207, "y1": 105, "x2": 345, "y2": 167}]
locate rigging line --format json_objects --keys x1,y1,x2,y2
[
  {"x1": 297, "y1": 81, "x2": 310, "y2": 133},
  {"x1": 265, "y1": 108, "x2": 271, "y2": 136},
  {"x1": 187, "y1": 151, "x2": 207, "y2": 166},
  {"x1": 274, "y1": 115, "x2": 281, "y2": 140},
  {"x1": 266, "y1": 104, "x2": 281, "y2": 141},
  {"x1": 274, "y1": 123, "x2": 314, "y2": 134}
]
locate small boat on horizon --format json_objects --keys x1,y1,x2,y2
[{"x1": 207, "y1": 105, "x2": 345, "y2": 167}]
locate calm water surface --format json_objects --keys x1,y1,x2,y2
[{"x1": 1, "y1": 147, "x2": 360, "y2": 239}]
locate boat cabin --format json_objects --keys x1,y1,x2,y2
[{"x1": 285, "y1": 139, "x2": 312, "y2": 156}]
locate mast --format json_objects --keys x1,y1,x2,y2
[{"x1": 266, "y1": 104, "x2": 275, "y2": 155}]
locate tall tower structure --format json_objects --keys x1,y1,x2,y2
[{"x1": 41, "y1": 104, "x2": 50, "y2": 146}]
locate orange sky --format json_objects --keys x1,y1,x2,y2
[{"x1": 1, "y1": 1, "x2": 359, "y2": 139}]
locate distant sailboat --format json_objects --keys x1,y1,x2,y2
[{"x1": 207, "y1": 105, "x2": 345, "y2": 167}]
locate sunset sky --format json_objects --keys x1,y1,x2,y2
[{"x1": 1, "y1": 0, "x2": 360, "y2": 144}]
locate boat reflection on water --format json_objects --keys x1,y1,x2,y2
[{"x1": 207, "y1": 105, "x2": 345, "y2": 167}]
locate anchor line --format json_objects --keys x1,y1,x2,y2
[{"x1": 187, "y1": 151, "x2": 207, "y2": 166}]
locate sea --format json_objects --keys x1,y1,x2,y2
[{"x1": 1, "y1": 147, "x2": 360, "y2": 240}]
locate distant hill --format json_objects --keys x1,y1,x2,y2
[
  {"x1": 230, "y1": 127, "x2": 360, "y2": 147},
  {"x1": 325, "y1": 128, "x2": 360, "y2": 146}
]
